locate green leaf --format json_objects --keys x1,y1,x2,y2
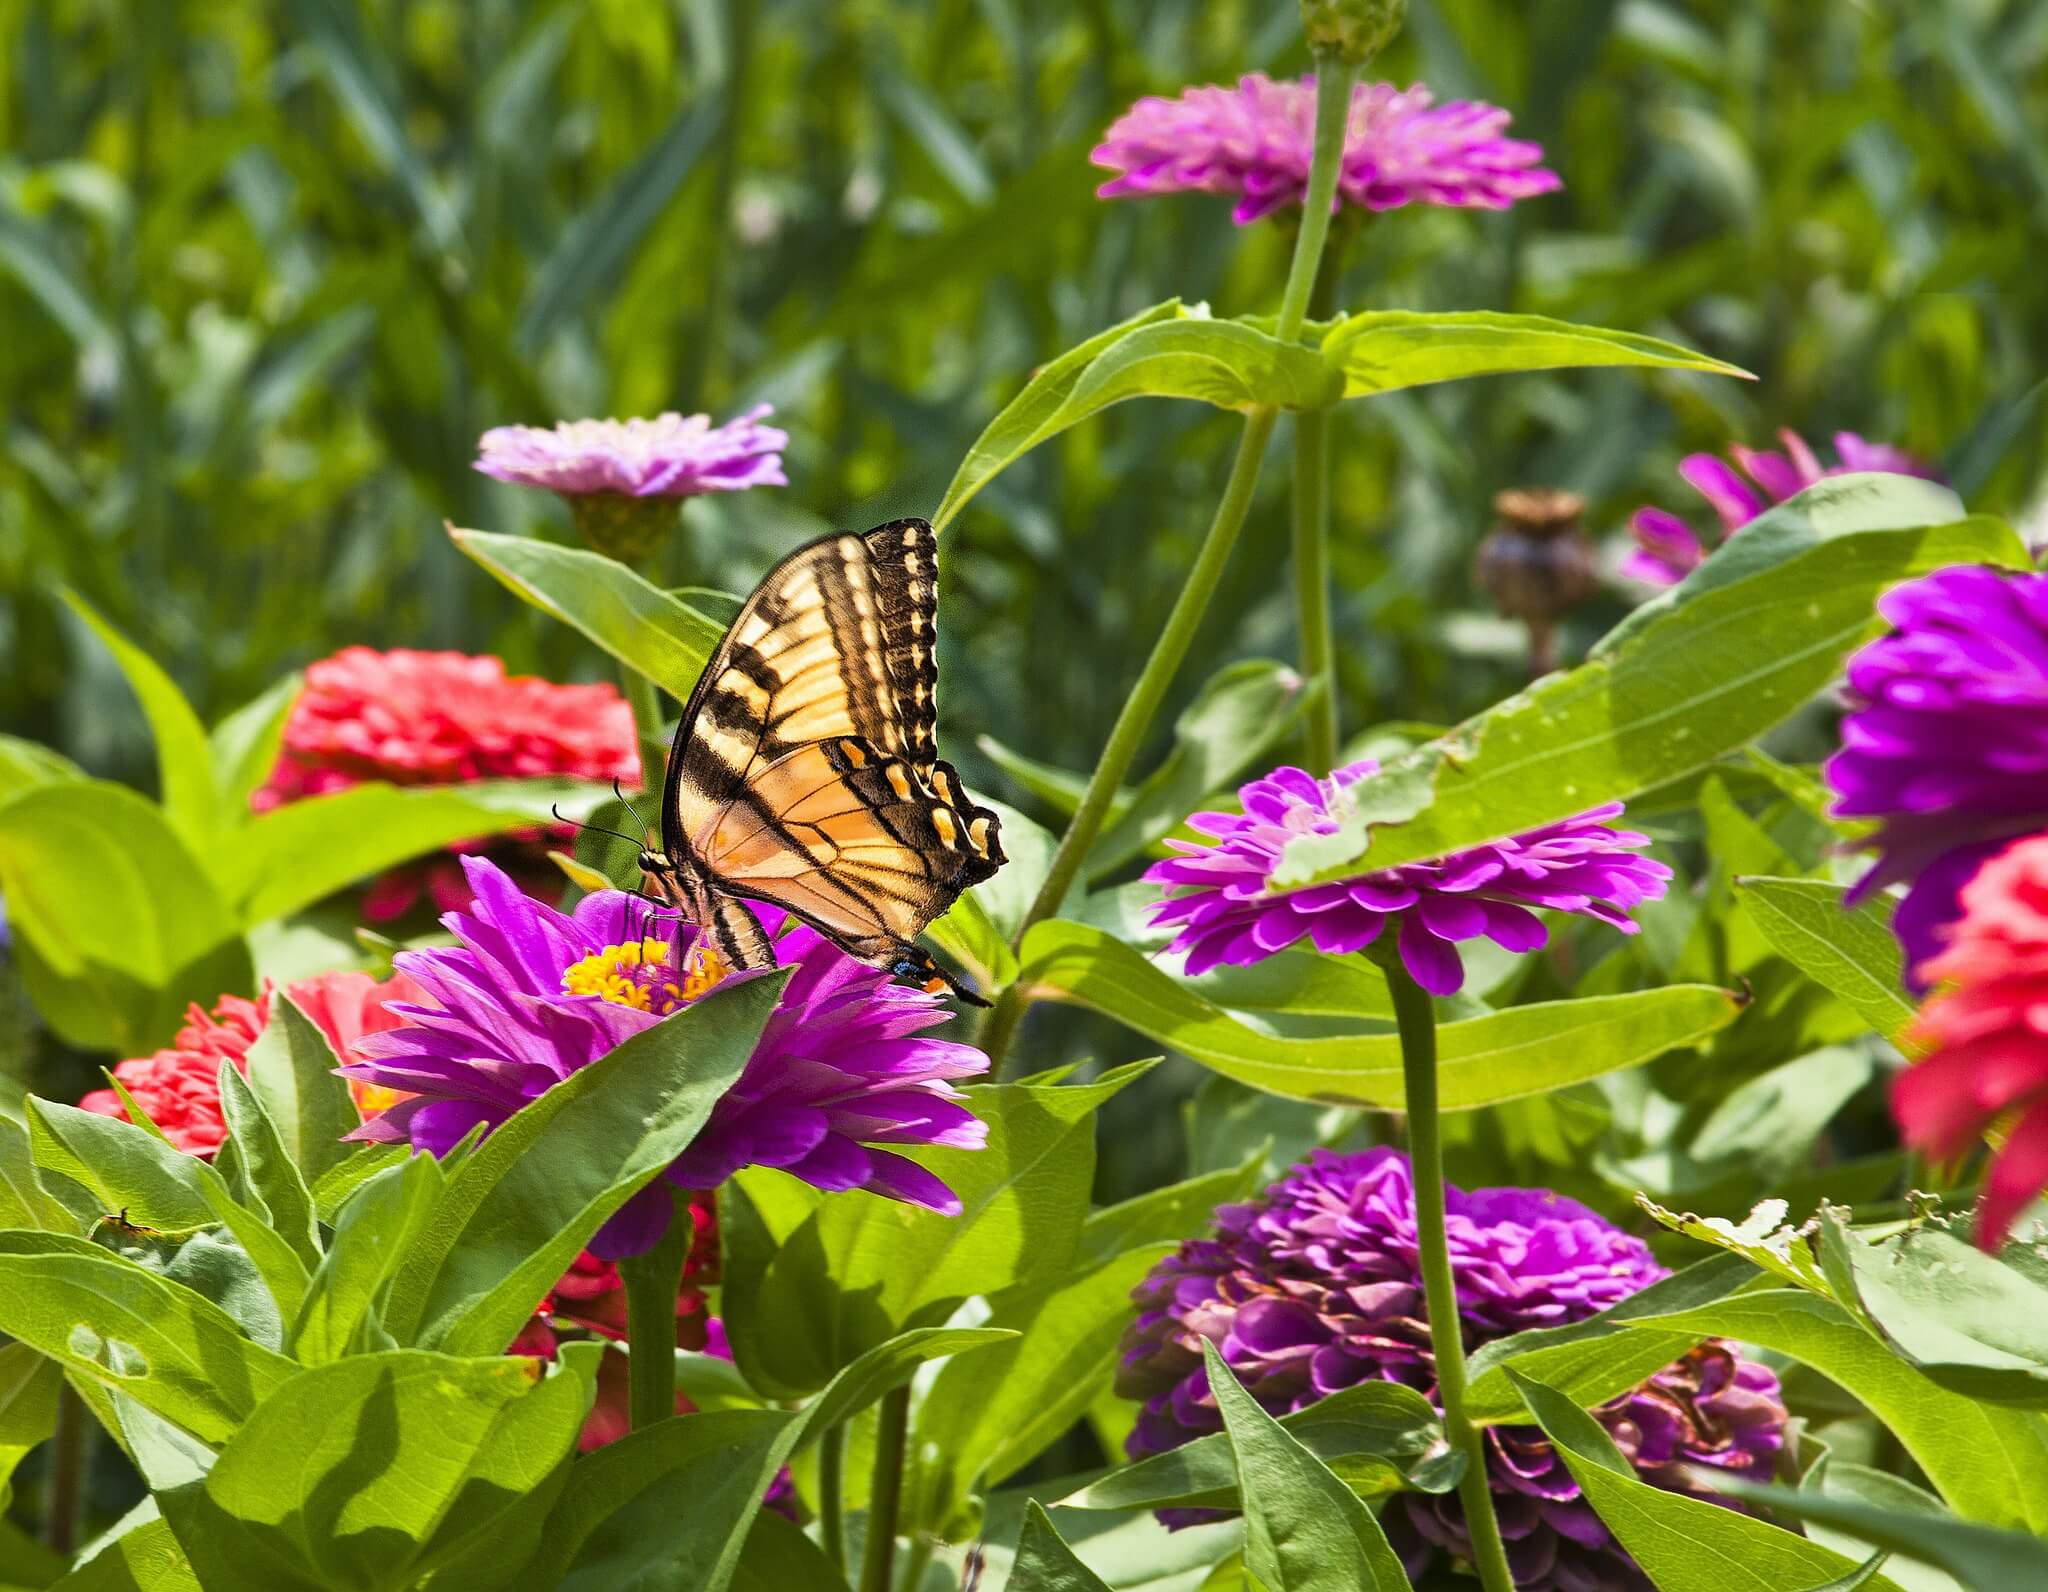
[
  {"x1": 1078, "y1": 1156, "x2": 1265, "y2": 1267},
  {"x1": 48, "y1": 1509, "x2": 201, "y2": 1591},
  {"x1": 215, "y1": 1065, "x2": 320, "y2": 1269},
  {"x1": 289, "y1": 1153, "x2": 444, "y2": 1364},
  {"x1": 1011, "y1": 1501, "x2": 1116, "y2": 1592},
  {"x1": 62, "y1": 592, "x2": 218, "y2": 849},
  {"x1": 208, "y1": 672, "x2": 302, "y2": 815},
  {"x1": 1089, "y1": 660, "x2": 1317, "y2": 879},
  {"x1": 1623, "y1": 1289, "x2": 2048, "y2": 1530},
  {"x1": 1462, "y1": 1251, "x2": 1759, "y2": 1424},
  {"x1": 1637, "y1": 1195, "x2": 1835, "y2": 1294},
  {"x1": 310, "y1": 1146, "x2": 409, "y2": 1225},
  {"x1": 0, "y1": 782, "x2": 250, "y2": 1054},
  {"x1": 0, "y1": 732, "x2": 84, "y2": 803},
  {"x1": 1320, "y1": 309, "x2": 1749, "y2": 401},
  {"x1": 1505, "y1": 1368, "x2": 1903, "y2": 1592},
  {"x1": 224, "y1": 778, "x2": 608, "y2": 924},
  {"x1": 528, "y1": 1408, "x2": 798, "y2": 1592},
  {"x1": 1273, "y1": 481, "x2": 2021, "y2": 886},
  {"x1": 791, "y1": 1325, "x2": 1016, "y2": 1453},
  {"x1": 384, "y1": 971, "x2": 780, "y2": 1355},
  {"x1": 1801, "y1": 1460, "x2": 1962, "y2": 1592},
  {"x1": 2, "y1": 1114, "x2": 83, "y2": 1234},
  {"x1": 1734, "y1": 877, "x2": 1915, "y2": 1039},
  {"x1": 1017, "y1": 920, "x2": 1740, "y2": 1107},
  {"x1": 1062, "y1": 1379, "x2": 1453, "y2": 1513},
  {"x1": 159, "y1": 1350, "x2": 589, "y2": 1592},
  {"x1": 731, "y1": 1510, "x2": 851, "y2": 1592},
  {"x1": 723, "y1": 1062, "x2": 1154, "y2": 1397},
  {"x1": 1704, "y1": 1475, "x2": 2048, "y2": 1588},
  {"x1": 0, "y1": 1341, "x2": 61, "y2": 1505},
  {"x1": 926, "y1": 888, "x2": 1020, "y2": 996},
  {"x1": 451, "y1": 527, "x2": 728, "y2": 700},
  {"x1": 0, "y1": 1232, "x2": 295, "y2": 1443},
  {"x1": 241, "y1": 992, "x2": 361, "y2": 1186},
  {"x1": 1201, "y1": 1340, "x2": 1410, "y2": 1591}
]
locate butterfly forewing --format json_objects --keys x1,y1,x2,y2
[{"x1": 662, "y1": 519, "x2": 1003, "y2": 993}]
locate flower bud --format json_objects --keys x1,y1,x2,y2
[{"x1": 1300, "y1": 0, "x2": 1407, "y2": 67}]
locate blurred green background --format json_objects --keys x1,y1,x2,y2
[{"x1": 7, "y1": 0, "x2": 2045, "y2": 788}]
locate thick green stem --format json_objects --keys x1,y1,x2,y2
[
  {"x1": 1386, "y1": 961, "x2": 1518, "y2": 1592},
  {"x1": 622, "y1": 666, "x2": 668, "y2": 796},
  {"x1": 859, "y1": 1385, "x2": 911, "y2": 1592},
  {"x1": 819, "y1": 1420, "x2": 848, "y2": 1571},
  {"x1": 1292, "y1": 240, "x2": 1352, "y2": 774},
  {"x1": 42, "y1": 1380, "x2": 89, "y2": 1556},
  {"x1": 618, "y1": 1204, "x2": 690, "y2": 1431},
  {"x1": 981, "y1": 48, "x2": 1361, "y2": 1077}
]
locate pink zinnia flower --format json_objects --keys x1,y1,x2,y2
[
  {"x1": 255, "y1": 647, "x2": 639, "y2": 919},
  {"x1": 474, "y1": 407, "x2": 787, "y2": 500},
  {"x1": 1895, "y1": 833, "x2": 2048, "y2": 1249},
  {"x1": 1092, "y1": 74, "x2": 1559, "y2": 225},
  {"x1": 1624, "y1": 429, "x2": 1935, "y2": 587}
]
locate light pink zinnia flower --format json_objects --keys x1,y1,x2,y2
[
  {"x1": 1623, "y1": 429, "x2": 1935, "y2": 587},
  {"x1": 474, "y1": 407, "x2": 788, "y2": 500},
  {"x1": 1091, "y1": 74, "x2": 1560, "y2": 225}
]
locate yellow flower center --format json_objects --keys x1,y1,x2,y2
[{"x1": 560, "y1": 937, "x2": 733, "y2": 1015}]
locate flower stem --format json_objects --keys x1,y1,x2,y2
[
  {"x1": 619, "y1": 1203, "x2": 690, "y2": 1431},
  {"x1": 1292, "y1": 234, "x2": 1354, "y2": 775},
  {"x1": 1385, "y1": 961, "x2": 1518, "y2": 1592},
  {"x1": 819, "y1": 1420, "x2": 848, "y2": 1571},
  {"x1": 859, "y1": 1385, "x2": 911, "y2": 1592},
  {"x1": 622, "y1": 665, "x2": 668, "y2": 795},
  {"x1": 981, "y1": 49, "x2": 1361, "y2": 1077},
  {"x1": 42, "y1": 1380, "x2": 89, "y2": 1556}
]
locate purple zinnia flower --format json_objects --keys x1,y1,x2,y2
[
  {"x1": 1624, "y1": 429, "x2": 1935, "y2": 587},
  {"x1": 1092, "y1": 74, "x2": 1560, "y2": 226},
  {"x1": 344, "y1": 856, "x2": 987, "y2": 1257},
  {"x1": 474, "y1": 407, "x2": 787, "y2": 500},
  {"x1": 1144, "y1": 761, "x2": 1669, "y2": 996},
  {"x1": 1824, "y1": 564, "x2": 2048, "y2": 983},
  {"x1": 1116, "y1": 1149, "x2": 1787, "y2": 1591}
]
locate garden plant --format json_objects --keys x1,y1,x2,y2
[{"x1": 3, "y1": 1, "x2": 2048, "y2": 1589}]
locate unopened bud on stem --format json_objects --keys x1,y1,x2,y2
[{"x1": 1301, "y1": 0, "x2": 1407, "y2": 67}]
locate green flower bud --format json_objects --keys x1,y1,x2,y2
[{"x1": 1300, "y1": 0, "x2": 1407, "y2": 66}]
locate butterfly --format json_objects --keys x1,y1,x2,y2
[{"x1": 637, "y1": 517, "x2": 1005, "y2": 1003}]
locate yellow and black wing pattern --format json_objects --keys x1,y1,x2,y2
[{"x1": 660, "y1": 518, "x2": 1004, "y2": 999}]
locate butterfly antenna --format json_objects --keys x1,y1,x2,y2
[
  {"x1": 612, "y1": 778, "x2": 657, "y2": 843},
  {"x1": 551, "y1": 803, "x2": 648, "y2": 852}
]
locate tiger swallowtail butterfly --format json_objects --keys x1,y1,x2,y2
[{"x1": 638, "y1": 518, "x2": 1004, "y2": 1003}]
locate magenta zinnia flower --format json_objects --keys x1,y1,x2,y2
[
  {"x1": 474, "y1": 407, "x2": 788, "y2": 500},
  {"x1": 1145, "y1": 761, "x2": 1669, "y2": 995},
  {"x1": 1824, "y1": 564, "x2": 2048, "y2": 983},
  {"x1": 1116, "y1": 1150, "x2": 1787, "y2": 1591},
  {"x1": 344, "y1": 857, "x2": 988, "y2": 1257},
  {"x1": 1092, "y1": 74, "x2": 1559, "y2": 225},
  {"x1": 1624, "y1": 429, "x2": 1935, "y2": 586}
]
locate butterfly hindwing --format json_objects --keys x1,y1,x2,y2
[{"x1": 661, "y1": 520, "x2": 1002, "y2": 997}]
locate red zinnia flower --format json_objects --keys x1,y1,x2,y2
[
  {"x1": 253, "y1": 647, "x2": 639, "y2": 920},
  {"x1": 1895, "y1": 833, "x2": 2048, "y2": 1248}
]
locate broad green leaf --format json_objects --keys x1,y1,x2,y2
[
  {"x1": 241, "y1": 992, "x2": 361, "y2": 1185},
  {"x1": 1201, "y1": 1340, "x2": 1409, "y2": 1591},
  {"x1": 927, "y1": 888, "x2": 1021, "y2": 995},
  {"x1": 0, "y1": 1232, "x2": 294, "y2": 1443},
  {"x1": 451, "y1": 527, "x2": 727, "y2": 700},
  {"x1": 224, "y1": 777, "x2": 607, "y2": 924},
  {"x1": 289, "y1": 1153, "x2": 443, "y2": 1363},
  {"x1": 1624, "y1": 1290, "x2": 2048, "y2": 1529},
  {"x1": 1735, "y1": 877, "x2": 1916, "y2": 1039},
  {"x1": 1062, "y1": 1378, "x2": 1452, "y2": 1513},
  {"x1": 979, "y1": 734, "x2": 1091, "y2": 819},
  {"x1": 790, "y1": 1325, "x2": 1016, "y2": 1452},
  {"x1": 1017, "y1": 920, "x2": 1739, "y2": 1107},
  {"x1": 215, "y1": 1064, "x2": 320, "y2": 1269},
  {"x1": 916, "y1": 1247, "x2": 1173, "y2": 1529},
  {"x1": 1506, "y1": 1368, "x2": 1902, "y2": 1592},
  {"x1": 731, "y1": 1510, "x2": 851, "y2": 1592},
  {"x1": 1802, "y1": 1460, "x2": 1962, "y2": 1592},
  {"x1": 1273, "y1": 481, "x2": 2020, "y2": 886},
  {"x1": 159, "y1": 1350, "x2": 589, "y2": 1592},
  {"x1": 1320, "y1": 309, "x2": 1748, "y2": 401},
  {"x1": 934, "y1": 300, "x2": 1184, "y2": 531},
  {"x1": 49, "y1": 1510, "x2": 200, "y2": 1591},
  {"x1": 2, "y1": 1113, "x2": 85, "y2": 1234},
  {"x1": 1012, "y1": 1501, "x2": 1116, "y2": 1592},
  {"x1": 1463, "y1": 1251, "x2": 1759, "y2": 1424},
  {"x1": 1707, "y1": 1475, "x2": 2048, "y2": 1588},
  {"x1": 208, "y1": 672, "x2": 303, "y2": 816},
  {"x1": 1637, "y1": 1195, "x2": 1835, "y2": 1294},
  {"x1": 527, "y1": 1408, "x2": 798, "y2": 1592},
  {"x1": 0, "y1": 732, "x2": 84, "y2": 803},
  {"x1": 1088, "y1": 660, "x2": 1317, "y2": 879},
  {"x1": 0, "y1": 1341, "x2": 61, "y2": 1504},
  {"x1": 62, "y1": 592, "x2": 218, "y2": 848},
  {"x1": 385, "y1": 971, "x2": 779, "y2": 1354},
  {"x1": 723, "y1": 1063, "x2": 1154, "y2": 1397},
  {"x1": 1078, "y1": 1156, "x2": 1265, "y2": 1267},
  {"x1": 0, "y1": 782, "x2": 250, "y2": 1054},
  {"x1": 310, "y1": 1146, "x2": 409, "y2": 1225}
]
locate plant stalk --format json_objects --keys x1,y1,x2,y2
[
  {"x1": 1385, "y1": 960, "x2": 1518, "y2": 1592},
  {"x1": 859, "y1": 1385, "x2": 912, "y2": 1592},
  {"x1": 622, "y1": 665, "x2": 669, "y2": 798},
  {"x1": 1291, "y1": 232, "x2": 1354, "y2": 774},
  {"x1": 981, "y1": 48, "x2": 1361, "y2": 1075},
  {"x1": 819, "y1": 1420, "x2": 848, "y2": 1570},
  {"x1": 42, "y1": 1380, "x2": 89, "y2": 1556},
  {"x1": 619, "y1": 1203, "x2": 690, "y2": 1431}
]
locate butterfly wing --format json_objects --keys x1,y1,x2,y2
[{"x1": 662, "y1": 519, "x2": 1003, "y2": 990}]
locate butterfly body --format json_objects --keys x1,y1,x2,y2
[{"x1": 648, "y1": 518, "x2": 1003, "y2": 1002}]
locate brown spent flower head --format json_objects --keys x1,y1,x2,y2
[{"x1": 1475, "y1": 488, "x2": 1598, "y2": 673}]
